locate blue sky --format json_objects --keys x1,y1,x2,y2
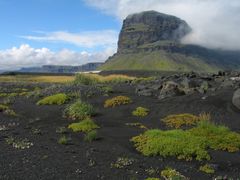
[
  {"x1": 0, "y1": 0, "x2": 239, "y2": 70},
  {"x1": 0, "y1": 0, "x2": 120, "y2": 51}
]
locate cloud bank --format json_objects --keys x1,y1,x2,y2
[
  {"x1": 85, "y1": 0, "x2": 240, "y2": 50},
  {"x1": 21, "y1": 30, "x2": 118, "y2": 48},
  {"x1": 0, "y1": 44, "x2": 115, "y2": 71}
]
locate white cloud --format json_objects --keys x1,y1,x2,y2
[
  {"x1": 85, "y1": 0, "x2": 240, "y2": 50},
  {"x1": 21, "y1": 30, "x2": 118, "y2": 48},
  {"x1": 0, "y1": 44, "x2": 116, "y2": 70}
]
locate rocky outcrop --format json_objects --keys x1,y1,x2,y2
[{"x1": 118, "y1": 11, "x2": 191, "y2": 53}]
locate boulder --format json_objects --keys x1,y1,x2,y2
[
  {"x1": 158, "y1": 81, "x2": 184, "y2": 100},
  {"x1": 135, "y1": 84, "x2": 154, "y2": 96},
  {"x1": 232, "y1": 89, "x2": 240, "y2": 110}
]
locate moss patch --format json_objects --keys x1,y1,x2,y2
[
  {"x1": 199, "y1": 164, "x2": 215, "y2": 174},
  {"x1": 37, "y1": 93, "x2": 68, "y2": 105},
  {"x1": 104, "y1": 96, "x2": 132, "y2": 108},
  {"x1": 132, "y1": 107, "x2": 149, "y2": 117},
  {"x1": 162, "y1": 113, "x2": 210, "y2": 129},
  {"x1": 131, "y1": 121, "x2": 240, "y2": 161},
  {"x1": 68, "y1": 118, "x2": 99, "y2": 133}
]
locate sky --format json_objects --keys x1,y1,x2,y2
[{"x1": 0, "y1": 0, "x2": 240, "y2": 70}]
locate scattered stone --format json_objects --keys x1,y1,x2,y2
[
  {"x1": 232, "y1": 89, "x2": 240, "y2": 110},
  {"x1": 158, "y1": 81, "x2": 184, "y2": 100}
]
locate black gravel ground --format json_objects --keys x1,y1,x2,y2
[{"x1": 0, "y1": 81, "x2": 240, "y2": 180}]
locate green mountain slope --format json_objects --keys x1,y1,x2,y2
[{"x1": 100, "y1": 51, "x2": 219, "y2": 72}]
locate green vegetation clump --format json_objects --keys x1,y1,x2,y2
[
  {"x1": 145, "y1": 178, "x2": 160, "y2": 180},
  {"x1": 131, "y1": 121, "x2": 240, "y2": 161},
  {"x1": 68, "y1": 118, "x2": 99, "y2": 133},
  {"x1": 199, "y1": 164, "x2": 215, "y2": 174},
  {"x1": 161, "y1": 167, "x2": 187, "y2": 180},
  {"x1": 132, "y1": 107, "x2": 149, "y2": 117},
  {"x1": 162, "y1": 113, "x2": 210, "y2": 129},
  {"x1": 74, "y1": 73, "x2": 135, "y2": 85},
  {"x1": 64, "y1": 100, "x2": 95, "y2": 121},
  {"x1": 0, "y1": 104, "x2": 9, "y2": 111},
  {"x1": 0, "y1": 104, "x2": 17, "y2": 116},
  {"x1": 74, "y1": 73, "x2": 98, "y2": 85},
  {"x1": 104, "y1": 96, "x2": 132, "y2": 108},
  {"x1": 37, "y1": 93, "x2": 68, "y2": 105},
  {"x1": 189, "y1": 121, "x2": 240, "y2": 152},
  {"x1": 84, "y1": 130, "x2": 98, "y2": 142},
  {"x1": 58, "y1": 135, "x2": 68, "y2": 145}
]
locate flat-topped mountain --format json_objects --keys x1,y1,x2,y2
[
  {"x1": 118, "y1": 10, "x2": 191, "y2": 53},
  {"x1": 101, "y1": 11, "x2": 240, "y2": 72}
]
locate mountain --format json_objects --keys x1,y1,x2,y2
[
  {"x1": 100, "y1": 11, "x2": 240, "y2": 72},
  {"x1": 18, "y1": 62, "x2": 104, "y2": 73}
]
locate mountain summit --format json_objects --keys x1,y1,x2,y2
[
  {"x1": 101, "y1": 11, "x2": 240, "y2": 72},
  {"x1": 118, "y1": 10, "x2": 191, "y2": 53}
]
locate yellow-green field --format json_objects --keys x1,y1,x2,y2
[{"x1": 0, "y1": 75, "x2": 75, "y2": 83}]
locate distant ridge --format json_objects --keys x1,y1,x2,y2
[
  {"x1": 17, "y1": 62, "x2": 104, "y2": 73},
  {"x1": 100, "y1": 11, "x2": 240, "y2": 72}
]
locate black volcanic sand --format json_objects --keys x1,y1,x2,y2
[{"x1": 0, "y1": 82, "x2": 240, "y2": 180}]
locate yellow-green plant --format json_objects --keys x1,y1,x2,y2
[
  {"x1": 37, "y1": 93, "x2": 68, "y2": 105},
  {"x1": 161, "y1": 167, "x2": 187, "y2": 180},
  {"x1": 199, "y1": 164, "x2": 215, "y2": 174},
  {"x1": 131, "y1": 121, "x2": 240, "y2": 161},
  {"x1": 68, "y1": 118, "x2": 99, "y2": 133},
  {"x1": 132, "y1": 107, "x2": 149, "y2": 117},
  {"x1": 104, "y1": 96, "x2": 132, "y2": 108},
  {"x1": 162, "y1": 113, "x2": 210, "y2": 129}
]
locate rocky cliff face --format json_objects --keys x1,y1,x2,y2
[{"x1": 118, "y1": 11, "x2": 191, "y2": 53}]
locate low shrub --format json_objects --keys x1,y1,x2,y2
[
  {"x1": 68, "y1": 118, "x2": 99, "y2": 133},
  {"x1": 0, "y1": 104, "x2": 9, "y2": 111},
  {"x1": 84, "y1": 130, "x2": 98, "y2": 142},
  {"x1": 132, "y1": 107, "x2": 149, "y2": 117},
  {"x1": 58, "y1": 135, "x2": 68, "y2": 145},
  {"x1": 189, "y1": 120, "x2": 240, "y2": 152},
  {"x1": 0, "y1": 104, "x2": 17, "y2": 116},
  {"x1": 37, "y1": 93, "x2": 68, "y2": 105},
  {"x1": 64, "y1": 100, "x2": 95, "y2": 121},
  {"x1": 99, "y1": 86, "x2": 114, "y2": 94},
  {"x1": 199, "y1": 164, "x2": 215, "y2": 174},
  {"x1": 74, "y1": 74, "x2": 98, "y2": 85},
  {"x1": 162, "y1": 113, "x2": 210, "y2": 129},
  {"x1": 132, "y1": 77, "x2": 156, "y2": 84},
  {"x1": 104, "y1": 96, "x2": 132, "y2": 108},
  {"x1": 131, "y1": 121, "x2": 240, "y2": 161},
  {"x1": 73, "y1": 73, "x2": 135, "y2": 85},
  {"x1": 161, "y1": 167, "x2": 187, "y2": 180}
]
